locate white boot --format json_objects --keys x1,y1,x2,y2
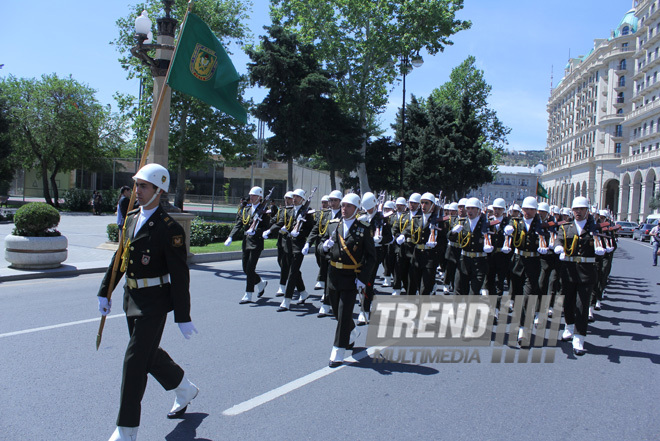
[
  {"x1": 588, "y1": 306, "x2": 595, "y2": 322},
  {"x1": 297, "y1": 290, "x2": 310, "y2": 304},
  {"x1": 357, "y1": 311, "x2": 369, "y2": 326},
  {"x1": 382, "y1": 276, "x2": 392, "y2": 287},
  {"x1": 256, "y1": 280, "x2": 267, "y2": 297},
  {"x1": 239, "y1": 292, "x2": 253, "y2": 304},
  {"x1": 548, "y1": 307, "x2": 554, "y2": 318},
  {"x1": 276, "y1": 284, "x2": 285, "y2": 296},
  {"x1": 480, "y1": 288, "x2": 488, "y2": 296},
  {"x1": 443, "y1": 286, "x2": 450, "y2": 294},
  {"x1": 317, "y1": 303, "x2": 332, "y2": 317},
  {"x1": 595, "y1": 300, "x2": 602, "y2": 311},
  {"x1": 392, "y1": 289, "x2": 401, "y2": 296},
  {"x1": 109, "y1": 426, "x2": 138, "y2": 441},
  {"x1": 168, "y1": 377, "x2": 198, "y2": 418},
  {"x1": 277, "y1": 297, "x2": 291, "y2": 312},
  {"x1": 517, "y1": 327, "x2": 525, "y2": 347},
  {"x1": 314, "y1": 281, "x2": 325, "y2": 290},
  {"x1": 561, "y1": 324, "x2": 575, "y2": 341},
  {"x1": 572, "y1": 334, "x2": 586, "y2": 356},
  {"x1": 329, "y1": 346, "x2": 346, "y2": 368}
]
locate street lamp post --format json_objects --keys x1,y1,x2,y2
[{"x1": 398, "y1": 53, "x2": 424, "y2": 196}]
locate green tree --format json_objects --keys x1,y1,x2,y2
[
  {"x1": 0, "y1": 92, "x2": 16, "y2": 195},
  {"x1": 430, "y1": 56, "x2": 511, "y2": 155},
  {"x1": 112, "y1": 0, "x2": 252, "y2": 209},
  {"x1": 0, "y1": 74, "x2": 118, "y2": 206},
  {"x1": 272, "y1": 0, "x2": 471, "y2": 192}
]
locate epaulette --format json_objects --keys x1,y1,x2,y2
[
  {"x1": 307, "y1": 209, "x2": 316, "y2": 214},
  {"x1": 359, "y1": 219, "x2": 371, "y2": 227},
  {"x1": 329, "y1": 219, "x2": 340, "y2": 223},
  {"x1": 161, "y1": 212, "x2": 176, "y2": 227}
]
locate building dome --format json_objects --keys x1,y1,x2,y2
[
  {"x1": 532, "y1": 160, "x2": 546, "y2": 175},
  {"x1": 613, "y1": 9, "x2": 638, "y2": 38}
]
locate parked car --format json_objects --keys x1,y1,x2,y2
[
  {"x1": 632, "y1": 223, "x2": 656, "y2": 241},
  {"x1": 615, "y1": 221, "x2": 637, "y2": 238}
]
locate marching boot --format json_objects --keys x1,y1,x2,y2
[
  {"x1": 168, "y1": 377, "x2": 199, "y2": 419},
  {"x1": 314, "y1": 281, "x2": 325, "y2": 290},
  {"x1": 588, "y1": 306, "x2": 595, "y2": 322},
  {"x1": 392, "y1": 289, "x2": 401, "y2": 296},
  {"x1": 382, "y1": 276, "x2": 392, "y2": 287},
  {"x1": 277, "y1": 297, "x2": 291, "y2": 312},
  {"x1": 517, "y1": 327, "x2": 526, "y2": 348},
  {"x1": 595, "y1": 300, "x2": 602, "y2": 311},
  {"x1": 239, "y1": 292, "x2": 253, "y2": 304},
  {"x1": 317, "y1": 304, "x2": 332, "y2": 318},
  {"x1": 480, "y1": 288, "x2": 488, "y2": 296},
  {"x1": 357, "y1": 311, "x2": 369, "y2": 326},
  {"x1": 297, "y1": 290, "x2": 310, "y2": 305},
  {"x1": 572, "y1": 334, "x2": 586, "y2": 356},
  {"x1": 256, "y1": 280, "x2": 268, "y2": 298},
  {"x1": 329, "y1": 346, "x2": 345, "y2": 368},
  {"x1": 276, "y1": 285, "x2": 285, "y2": 297},
  {"x1": 561, "y1": 324, "x2": 575, "y2": 342},
  {"x1": 109, "y1": 426, "x2": 138, "y2": 441},
  {"x1": 548, "y1": 307, "x2": 554, "y2": 318}
]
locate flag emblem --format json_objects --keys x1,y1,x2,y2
[{"x1": 190, "y1": 44, "x2": 218, "y2": 81}]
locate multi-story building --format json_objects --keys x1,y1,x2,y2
[
  {"x1": 467, "y1": 162, "x2": 546, "y2": 204},
  {"x1": 543, "y1": 1, "x2": 660, "y2": 221}
]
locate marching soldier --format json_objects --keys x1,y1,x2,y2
[
  {"x1": 453, "y1": 197, "x2": 492, "y2": 296},
  {"x1": 381, "y1": 200, "x2": 397, "y2": 287},
  {"x1": 390, "y1": 197, "x2": 409, "y2": 295},
  {"x1": 224, "y1": 186, "x2": 270, "y2": 304},
  {"x1": 321, "y1": 193, "x2": 376, "y2": 367},
  {"x1": 444, "y1": 199, "x2": 468, "y2": 293},
  {"x1": 554, "y1": 196, "x2": 604, "y2": 356},
  {"x1": 590, "y1": 209, "x2": 616, "y2": 320},
  {"x1": 392, "y1": 193, "x2": 422, "y2": 294},
  {"x1": 485, "y1": 198, "x2": 511, "y2": 318},
  {"x1": 97, "y1": 164, "x2": 198, "y2": 441},
  {"x1": 271, "y1": 191, "x2": 294, "y2": 296},
  {"x1": 408, "y1": 192, "x2": 442, "y2": 295},
  {"x1": 538, "y1": 202, "x2": 560, "y2": 318}
]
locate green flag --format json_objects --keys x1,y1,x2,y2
[
  {"x1": 537, "y1": 180, "x2": 549, "y2": 199},
  {"x1": 166, "y1": 12, "x2": 247, "y2": 123}
]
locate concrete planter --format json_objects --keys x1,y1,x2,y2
[{"x1": 4, "y1": 234, "x2": 68, "y2": 269}]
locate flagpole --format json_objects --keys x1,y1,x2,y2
[{"x1": 96, "y1": 1, "x2": 196, "y2": 350}]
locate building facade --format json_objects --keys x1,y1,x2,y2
[{"x1": 467, "y1": 163, "x2": 546, "y2": 204}]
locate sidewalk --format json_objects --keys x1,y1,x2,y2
[{"x1": 0, "y1": 212, "x2": 274, "y2": 282}]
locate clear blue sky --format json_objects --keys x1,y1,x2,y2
[{"x1": 1, "y1": 0, "x2": 635, "y2": 151}]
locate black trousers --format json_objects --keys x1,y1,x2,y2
[
  {"x1": 486, "y1": 251, "x2": 510, "y2": 306},
  {"x1": 383, "y1": 244, "x2": 396, "y2": 277},
  {"x1": 277, "y1": 244, "x2": 288, "y2": 286},
  {"x1": 330, "y1": 288, "x2": 357, "y2": 348},
  {"x1": 509, "y1": 255, "x2": 541, "y2": 326},
  {"x1": 561, "y1": 261, "x2": 596, "y2": 336},
  {"x1": 456, "y1": 255, "x2": 488, "y2": 295},
  {"x1": 538, "y1": 254, "x2": 557, "y2": 312},
  {"x1": 315, "y1": 244, "x2": 329, "y2": 283},
  {"x1": 284, "y1": 251, "x2": 306, "y2": 298},
  {"x1": 242, "y1": 247, "x2": 263, "y2": 292},
  {"x1": 362, "y1": 247, "x2": 384, "y2": 314},
  {"x1": 392, "y1": 244, "x2": 403, "y2": 289},
  {"x1": 117, "y1": 314, "x2": 183, "y2": 427},
  {"x1": 444, "y1": 246, "x2": 461, "y2": 291},
  {"x1": 409, "y1": 248, "x2": 438, "y2": 295},
  {"x1": 398, "y1": 243, "x2": 414, "y2": 292}
]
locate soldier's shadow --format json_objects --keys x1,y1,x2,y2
[
  {"x1": 189, "y1": 264, "x2": 281, "y2": 282},
  {"x1": 165, "y1": 412, "x2": 211, "y2": 441},
  {"x1": 347, "y1": 348, "x2": 440, "y2": 376}
]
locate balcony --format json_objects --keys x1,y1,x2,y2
[
  {"x1": 624, "y1": 98, "x2": 660, "y2": 124},
  {"x1": 620, "y1": 147, "x2": 660, "y2": 165}
]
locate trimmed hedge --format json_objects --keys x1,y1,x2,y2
[
  {"x1": 13, "y1": 202, "x2": 61, "y2": 237},
  {"x1": 63, "y1": 188, "x2": 119, "y2": 213},
  {"x1": 107, "y1": 223, "x2": 119, "y2": 242},
  {"x1": 107, "y1": 218, "x2": 240, "y2": 246}
]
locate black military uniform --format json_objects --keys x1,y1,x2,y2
[
  {"x1": 389, "y1": 210, "x2": 407, "y2": 293},
  {"x1": 322, "y1": 217, "x2": 376, "y2": 350},
  {"x1": 98, "y1": 206, "x2": 190, "y2": 428},
  {"x1": 456, "y1": 214, "x2": 490, "y2": 296},
  {"x1": 270, "y1": 205, "x2": 289, "y2": 291},
  {"x1": 358, "y1": 209, "x2": 393, "y2": 319},
  {"x1": 307, "y1": 207, "x2": 342, "y2": 290},
  {"x1": 409, "y1": 211, "x2": 441, "y2": 295},
  {"x1": 444, "y1": 215, "x2": 464, "y2": 293},
  {"x1": 392, "y1": 210, "x2": 419, "y2": 293},
  {"x1": 539, "y1": 215, "x2": 559, "y2": 314},
  {"x1": 228, "y1": 200, "x2": 271, "y2": 299},
  {"x1": 486, "y1": 215, "x2": 511, "y2": 298}
]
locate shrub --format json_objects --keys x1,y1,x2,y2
[
  {"x1": 189, "y1": 218, "x2": 240, "y2": 246},
  {"x1": 107, "y1": 223, "x2": 119, "y2": 242},
  {"x1": 62, "y1": 188, "x2": 92, "y2": 212},
  {"x1": 12, "y1": 202, "x2": 61, "y2": 237}
]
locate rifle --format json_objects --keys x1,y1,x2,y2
[
  {"x1": 246, "y1": 187, "x2": 275, "y2": 234},
  {"x1": 292, "y1": 186, "x2": 318, "y2": 234}
]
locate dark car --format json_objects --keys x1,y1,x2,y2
[
  {"x1": 615, "y1": 221, "x2": 637, "y2": 238},
  {"x1": 632, "y1": 223, "x2": 656, "y2": 241}
]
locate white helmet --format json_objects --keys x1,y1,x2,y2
[
  {"x1": 421, "y1": 192, "x2": 436, "y2": 204},
  {"x1": 409, "y1": 193, "x2": 422, "y2": 204},
  {"x1": 466, "y1": 197, "x2": 481, "y2": 209},
  {"x1": 284, "y1": 191, "x2": 294, "y2": 199},
  {"x1": 384, "y1": 200, "x2": 396, "y2": 210},
  {"x1": 395, "y1": 197, "x2": 407, "y2": 206},
  {"x1": 522, "y1": 196, "x2": 538, "y2": 210},
  {"x1": 572, "y1": 196, "x2": 589, "y2": 209},
  {"x1": 443, "y1": 204, "x2": 450, "y2": 210},
  {"x1": 293, "y1": 188, "x2": 306, "y2": 199},
  {"x1": 361, "y1": 192, "x2": 378, "y2": 210},
  {"x1": 329, "y1": 190, "x2": 343, "y2": 200},
  {"x1": 321, "y1": 195, "x2": 329, "y2": 202},
  {"x1": 457, "y1": 198, "x2": 468, "y2": 207},
  {"x1": 538, "y1": 202, "x2": 550, "y2": 212},
  {"x1": 599, "y1": 209, "x2": 609, "y2": 217},
  {"x1": 133, "y1": 163, "x2": 170, "y2": 192},
  {"x1": 492, "y1": 198, "x2": 506, "y2": 209},
  {"x1": 448, "y1": 202, "x2": 459, "y2": 211},
  {"x1": 341, "y1": 193, "x2": 361, "y2": 208},
  {"x1": 249, "y1": 186, "x2": 263, "y2": 197},
  {"x1": 561, "y1": 207, "x2": 571, "y2": 216},
  {"x1": 487, "y1": 205, "x2": 494, "y2": 211},
  {"x1": 511, "y1": 204, "x2": 521, "y2": 212}
]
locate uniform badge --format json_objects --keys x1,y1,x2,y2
[
  {"x1": 353, "y1": 245, "x2": 358, "y2": 252},
  {"x1": 141, "y1": 254, "x2": 151, "y2": 265},
  {"x1": 149, "y1": 221, "x2": 154, "y2": 227},
  {"x1": 172, "y1": 235, "x2": 184, "y2": 247}
]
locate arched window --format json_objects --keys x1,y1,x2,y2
[
  {"x1": 619, "y1": 76, "x2": 626, "y2": 87},
  {"x1": 622, "y1": 26, "x2": 630, "y2": 36},
  {"x1": 617, "y1": 108, "x2": 624, "y2": 114},
  {"x1": 619, "y1": 59, "x2": 627, "y2": 70}
]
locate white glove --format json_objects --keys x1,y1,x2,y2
[
  {"x1": 374, "y1": 235, "x2": 382, "y2": 244},
  {"x1": 595, "y1": 247, "x2": 606, "y2": 256},
  {"x1": 98, "y1": 297, "x2": 111, "y2": 316},
  {"x1": 538, "y1": 247, "x2": 548, "y2": 255},
  {"x1": 262, "y1": 231, "x2": 270, "y2": 239},
  {"x1": 606, "y1": 246, "x2": 614, "y2": 253},
  {"x1": 483, "y1": 244, "x2": 494, "y2": 253},
  {"x1": 323, "y1": 238, "x2": 335, "y2": 251},
  {"x1": 425, "y1": 241, "x2": 437, "y2": 249},
  {"x1": 355, "y1": 278, "x2": 366, "y2": 290},
  {"x1": 554, "y1": 246, "x2": 565, "y2": 255},
  {"x1": 501, "y1": 246, "x2": 511, "y2": 254},
  {"x1": 290, "y1": 230, "x2": 299, "y2": 238},
  {"x1": 504, "y1": 225, "x2": 514, "y2": 236},
  {"x1": 280, "y1": 226, "x2": 288, "y2": 234},
  {"x1": 224, "y1": 237, "x2": 233, "y2": 246},
  {"x1": 178, "y1": 322, "x2": 198, "y2": 340},
  {"x1": 559, "y1": 252, "x2": 567, "y2": 261},
  {"x1": 302, "y1": 243, "x2": 310, "y2": 255},
  {"x1": 396, "y1": 234, "x2": 405, "y2": 245},
  {"x1": 246, "y1": 229, "x2": 256, "y2": 236},
  {"x1": 451, "y1": 224, "x2": 463, "y2": 234}
]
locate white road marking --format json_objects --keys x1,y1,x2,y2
[
  {"x1": 222, "y1": 345, "x2": 385, "y2": 416},
  {"x1": 0, "y1": 313, "x2": 125, "y2": 339}
]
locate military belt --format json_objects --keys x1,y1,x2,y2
[
  {"x1": 330, "y1": 261, "x2": 362, "y2": 272},
  {"x1": 447, "y1": 241, "x2": 460, "y2": 248},
  {"x1": 126, "y1": 274, "x2": 170, "y2": 289},
  {"x1": 515, "y1": 249, "x2": 539, "y2": 258},
  {"x1": 563, "y1": 256, "x2": 596, "y2": 263},
  {"x1": 461, "y1": 251, "x2": 487, "y2": 258}
]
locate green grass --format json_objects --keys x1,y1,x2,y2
[{"x1": 190, "y1": 238, "x2": 279, "y2": 254}]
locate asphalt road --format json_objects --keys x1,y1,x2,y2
[{"x1": 0, "y1": 238, "x2": 658, "y2": 440}]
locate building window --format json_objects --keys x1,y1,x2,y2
[
  {"x1": 617, "y1": 92, "x2": 624, "y2": 103},
  {"x1": 619, "y1": 76, "x2": 626, "y2": 87},
  {"x1": 615, "y1": 125, "x2": 623, "y2": 137},
  {"x1": 617, "y1": 108, "x2": 624, "y2": 114},
  {"x1": 615, "y1": 143, "x2": 622, "y2": 154},
  {"x1": 622, "y1": 26, "x2": 630, "y2": 36}
]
